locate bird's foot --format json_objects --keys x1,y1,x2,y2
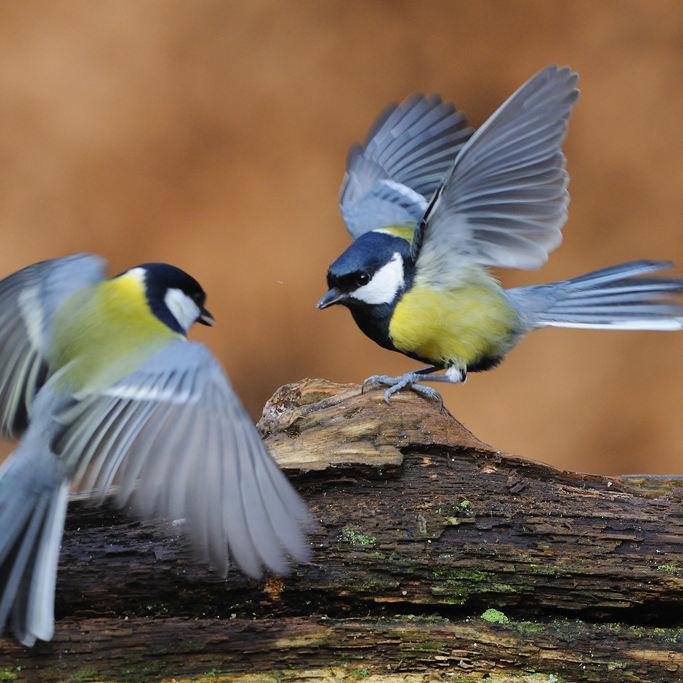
[{"x1": 362, "y1": 373, "x2": 444, "y2": 408}]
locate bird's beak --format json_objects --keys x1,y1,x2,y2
[
  {"x1": 198, "y1": 307, "x2": 215, "y2": 326},
  {"x1": 317, "y1": 288, "x2": 345, "y2": 310}
]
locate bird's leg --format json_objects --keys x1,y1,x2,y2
[
  {"x1": 362, "y1": 365, "x2": 466, "y2": 407},
  {"x1": 426, "y1": 365, "x2": 467, "y2": 384},
  {"x1": 362, "y1": 365, "x2": 438, "y2": 395}
]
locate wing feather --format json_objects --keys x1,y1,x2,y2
[
  {"x1": 340, "y1": 94, "x2": 472, "y2": 238},
  {"x1": 54, "y1": 341, "x2": 310, "y2": 578},
  {"x1": 414, "y1": 65, "x2": 579, "y2": 276},
  {"x1": 160, "y1": 404, "x2": 199, "y2": 522},
  {"x1": 251, "y1": 443, "x2": 311, "y2": 562},
  {"x1": 205, "y1": 410, "x2": 228, "y2": 571},
  {"x1": 239, "y1": 430, "x2": 287, "y2": 574},
  {"x1": 219, "y1": 397, "x2": 263, "y2": 578},
  {"x1": 119, "y1": 403, "x2": 177, "y2": 516},
  {"x1": 185, "y1": 407, "x2": 213, "y2": 563},
  {"x1": 78, "y1": 400, "x2": 133, "y2": 495},
  {"x1": 0, "y1": 254, "x2": 106, "y2": 438}
]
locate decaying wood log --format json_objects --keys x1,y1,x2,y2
[{"x1": 2, "y1": 378, "x2": 683, "y2": 682}]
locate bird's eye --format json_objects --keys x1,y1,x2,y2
[{"x1": 356, "y1": 273, "x2": 370, "y2": 287}]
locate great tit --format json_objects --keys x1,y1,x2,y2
[
  {"x1": 0, "y1": 254, "x2": 311, "y2": 646},
  {"x1": 318, "y1": 65, "x2": 683, "y2": 402}
]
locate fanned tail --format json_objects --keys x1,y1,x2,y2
[
  {"x1": 0, "y1": 442, "x2": 67, "y2": 646},
  {"x1": 508, "y1": 260, "x2": 683, "y2": 331}
]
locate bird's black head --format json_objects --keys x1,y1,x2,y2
[
  {"x1": 318, "y1": 231, "x2": 414, "y2": 312},
  {"x1": 317, "y1": 231, "x2": 415, "y2": 350},
  {"x1": 122, "y1": 262, "x2": 215, "y2": 336}
]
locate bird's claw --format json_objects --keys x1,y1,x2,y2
[
  {"x1": 361, "y1": 374, "x2": 390, "y2": 394},
  {"x1": 362, "y1": 373, "x2": 444, "y2": 409},
  {"x1": 404, "y1": 383, "x2": 444, "y2": 411}
]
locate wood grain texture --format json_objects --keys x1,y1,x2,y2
[{"x1": 2, "y1": 379, "x2": 683, "y2": 682}]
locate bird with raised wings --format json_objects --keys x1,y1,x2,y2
[{"x1": 318, "y1": 65, "x2": 683, "y2": 402}]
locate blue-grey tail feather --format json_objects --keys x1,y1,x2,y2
[
  {"x1": 0, "y1": 445, "x2": 65, "y2": 646},
  {"x1": 507, "y1": 260, "x2": 683, "y2": 330}
]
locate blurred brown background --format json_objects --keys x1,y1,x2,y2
[{"x1": 0, "y1": 0, "x2": 681, "y2": 474}]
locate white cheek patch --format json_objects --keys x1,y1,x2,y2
[
  {"x1": 351, "y1": 253, "x2": 405, "y2": 305},
  {"x1": 164, "y1": 288, "x2": 200, "y2": 332}
]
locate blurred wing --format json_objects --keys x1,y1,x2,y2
[
  {"x1": 413, "y1": 65, "x2": 579, "y2": 278},
  {"x1": 54, "y1": 341, "x2": 311, "y2": 579},
  {"x1": 340, "y1": 94, "x2": 472, "y2": 239},
  {"x1": 0, "y1": 254, "x2": 106, "y2": 438}
]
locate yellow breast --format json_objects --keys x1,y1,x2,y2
[
  {"x1": 389, "y1": 281, "x2": 520, "y2": 368},
  {"x1": 49, "y1": 269, "x2": 181, "y2": 394}
]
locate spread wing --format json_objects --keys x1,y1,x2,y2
[
  {"x1": 54, "y1": 341, "x2": 311, "y2": 579},
  {"x1": 413, "y1": 65, "x2": 580, "y2": 279},
  {"x1": 340, "y1": 94, "x2": 472, "y2": 239},
  {"x1": 0, "y1": 254, "x2": 107, "y2": 438}
]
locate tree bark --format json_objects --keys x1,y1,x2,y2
[{"x1": 2, "y1": 378, "x2": 683, "y2": 682}]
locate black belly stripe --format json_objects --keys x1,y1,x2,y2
[{"x1": 467, "y1": 354, "x2": 505, "y2": 373}]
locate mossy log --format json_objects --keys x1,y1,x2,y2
[{"x1": 2, "y1": 378, "x2": 683, "y2": 683}]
